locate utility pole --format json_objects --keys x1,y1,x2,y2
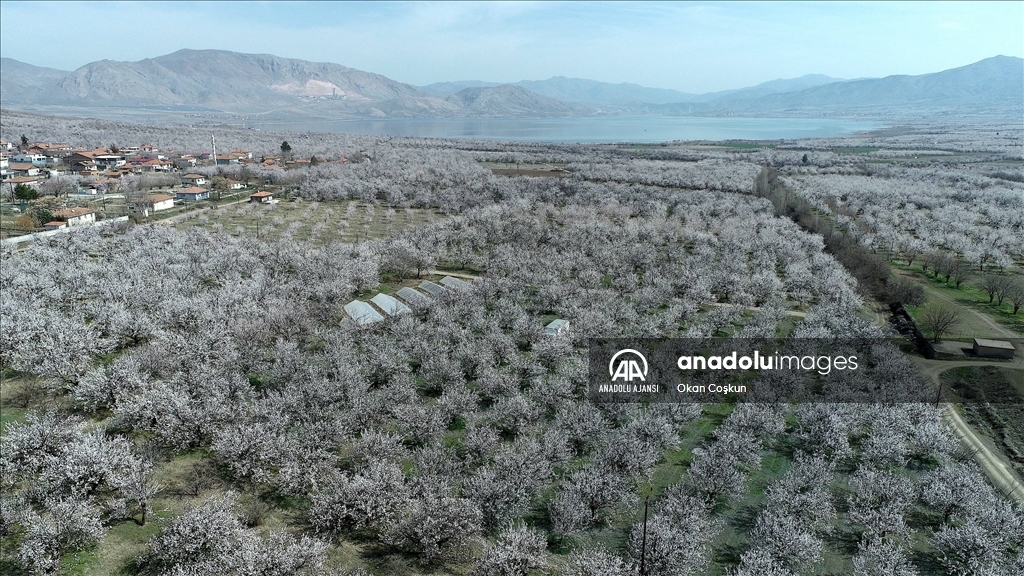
[
  {"x1": 639, "y1": 494, "x2": 650, "y2": 576},
  {"x1": 211, "y1": 134, "x2": 217, "y2": 165}
]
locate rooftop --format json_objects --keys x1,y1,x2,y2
[{"x1": 973, "y1": 338, "x2": 1015, "y2": 351}]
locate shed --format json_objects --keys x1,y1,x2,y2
[
  {"x1": 972, "y1": 338, "x2": 1015, "y2": 359},
  {"x1": 418, "y1": 280, "x2": 446, "y2": 297},
  {"x1": 371, "y1": 293, "x2": 412, "y2": 316},
  {"x1": 396, "y1": 287, "x2": 431, "y2": 306},
  {"x1": 250, "y1": 191, "x2": 274, "y2": 204},
  {"x1": 440, "y1": 276, "x2": 472, "y2": 290},
  {"x1": 344, "y1": 300, "x2": 384, "y2": 326},
  {"x1": 176, "y1": 187, "x2": 210, "y2": 201},
  {"x1": 544, "y1": 319, "x2": 570, "y2": 337}
]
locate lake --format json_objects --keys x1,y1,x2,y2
[{"x1": 248, "y1": 116, "x2": 880, "y2": 143}]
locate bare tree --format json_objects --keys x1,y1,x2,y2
[
  {"x1": 1008, "y1": 280, "x2": 1024, "y2": 315},
  {"x1": 979, "y1": 275, "x2": 1011, "y2": 304},
  {"x1": 921, "y1": 304, "x2": 961, "y2": 343}
]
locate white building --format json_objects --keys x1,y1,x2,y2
[{"x1": 52, "y1": 207, "x2": 96, "y2": 227}]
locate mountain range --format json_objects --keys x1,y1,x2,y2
[{"x1": 1, "y1": 50, "x2": 1020, "y2": 120}]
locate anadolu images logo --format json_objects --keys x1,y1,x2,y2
[{"x1": 609, "y1": 349, "x2": 648, "y2": 382}]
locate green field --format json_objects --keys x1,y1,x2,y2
[
  {"x1": 942, "y1": 366, "x2": 1024, "y2": 479},
  {"x1": 893, "y1": 262, "x2": 1024, "y2": 337}
]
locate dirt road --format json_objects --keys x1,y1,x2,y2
[
  {"x1": 910, "y1": 355, "x2": 1024, "y2": 504},
  {"x1": 896, "y1": 270, "x2": 1021, "y2": 340}
]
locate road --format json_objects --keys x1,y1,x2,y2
[
  {"x1": 909, "y1": 352, "x2": 1024, "y2": 504},
  {"x1": 942, "y1": 401, "x2": 1024, "y2": 504}
]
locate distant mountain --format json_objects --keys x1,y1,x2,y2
[
  {"x1": 2, "y1": 51, "x2": 1020, "y2": 120},
  {"x1": 1, "y1": 50, "x2": 592, "y2": 118},
  {"x1": 42, "y1": 49, "x2": 420, "y2": 109},
  {"x1": 512, "y1": 77, "x2": 696, "y2": 107},
  {"x1": 420, "y1": 75, "x2": 843, "y2": 107},
  {"x1": 421, "y1": 77, "x2": 695, "y2": 106},
  {"x1": 419, "y1": 80, "x2": 502, "y2": 97},
  {"x1": 0, "y1": 57, "x2": 69, "y2": 102},
  {"x1": 689, "y1": 74, "x2": 849, "y2": 103},
  {"x1": 445, "y1": 85, "x2": 590, "y2": 116},
  {"x1": 734, "y1": 56, "x2": 1022, "y2": 113}
]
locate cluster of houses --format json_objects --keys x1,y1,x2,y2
[
  {"x1": 0, "y1": 139, "x2": 287, "y2": 224},
  {"x1": 0, "y1": 139, "x2": 312, "y2": 198},
  {"x1": 0, "y1": 140, "x2": 278, "y2": 184}
]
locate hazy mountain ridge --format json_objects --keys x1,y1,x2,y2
[
  {"x1": 46, "y1": 49, "x2": 421, "y2": 109},
  {"x1": 2, "y1": 50, "x2": 1020, "y2": 120},
  {"x1": 445, "y1": 85, "x2": 590, "y2": 116},
  {"x1": 730, "y1": 56, "x2": 1023, "y2": 112},
  {"x1": 0, "y1": 57, "x2": 70, "y2": 103}
]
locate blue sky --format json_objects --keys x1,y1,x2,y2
[{"x1": 1, "y1": 1, "x2": 1020, "y2": 93}]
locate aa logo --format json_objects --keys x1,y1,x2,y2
[{"x1": 609, "y1": 349, "x2": 648, "y2": 382}]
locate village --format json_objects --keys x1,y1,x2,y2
[{"x1": 0, "y1": 137, "x2": 333, "y2": 239}]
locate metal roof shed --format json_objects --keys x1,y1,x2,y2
[
  {"x1": 419, "y1": 280, "x2": 447, "y2": 297},
  {"x1": 440, "y1": 276, "x2": 472, "y2": 290},
  {"x1": 396, "y1": 287, "x2": 431, "y2": 306},
  {"x1": 344, "y1": 300, "x2": 385, "y2": 325},
  {"x1": 371, "y1": 293, "x2": 412, "y2": 316},
  {"x1": 544, "y1": 319, "x2": 570, "y2": 336},
  {"x1": 973, "y1": 338, "x2": 1015, "y2": 359}
]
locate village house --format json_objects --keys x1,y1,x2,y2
[
  {"x1": 176, "y1": 187, "x2": 210, "y2": 201},
  {"x1": 181, "y1": 173, "x2": 207, "y2": 187},
  {"x1": 5, "y1": 176, "x2": 44, "y2": 190},
  {"x1": 72, "y1": 160, "x2": 99, "y2": 176},
  {"x1": 30, "y1": 143, "x2": 73, "y2": 159},
  {"x1": 52, "y1": 207, "x2": 96, "y2": 227},
  {"x1": 68, "y1": 151, "x2": 97, "y2": 166},
  {"x1": 131, "y1": 193, "x2": 175, "y2": 217},
  {"x1": 175, "y1": 156, "x2": 198, "y2": 169},
  {"x1": 138, "y1": 148, "x2": 167, "y2": 160},
  {"x1": 0, "y1": 140, "x2": 13, "y2": 152},
  {"x1": 8, "y1": 163, "x2": 41, "y2": 177},
  {"x1": 43, "y1": 221, "x2": 68, "y2": 231},
  {"x1": 93, "y1": 153, "x2": 127, "y2": 169},
  {"x1": 129, "y1": 157, "x2": 172, "y2": 172},
  {"x1": 249, "y1": 190, "x2": 274, "y2": 204},
  {"x1": 12, "y1": 151, "x2": 47, "y2": 166}
]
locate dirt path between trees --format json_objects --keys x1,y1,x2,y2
[
  {"x1": 910, "y1": 356, "x2": 1024, "y2": 504},
  {"x1": 895, "y1": 269, "x2": 1021, "y2": 340}
]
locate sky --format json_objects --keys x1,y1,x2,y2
[{"x1": 1, "y1": 1, "x2": 1021, "y2": 93}]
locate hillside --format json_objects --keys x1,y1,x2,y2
[
  {"x1": 445, "y1": 85, "x2": 591, "y2": 116},
  {"x1": 0, "y1": 57, "x2": 68, "y2": 103},
  {"x1": 736, "y1": 56, "x2": 1023, "y2": 113},
  {"x1": 2, "y1": 51, "x2": 1020, "y2": 120},
  {"x1": 42, "y1": 49, "x2": 420, "y2": 110}
]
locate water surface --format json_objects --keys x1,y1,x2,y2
[{"x1": 249, "y1": 116, "x2": 880, "y2": 143}]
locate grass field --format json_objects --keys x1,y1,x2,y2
[
  {"x1": 942, "y1": 366, "x2": 1024, "y2": 479},
  {"x1": 174, "y1": 199, "x2": 445, "y2": 244},
  {"x1": 893, "y1": 262, "x2": 1024, "y2": 337}
]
